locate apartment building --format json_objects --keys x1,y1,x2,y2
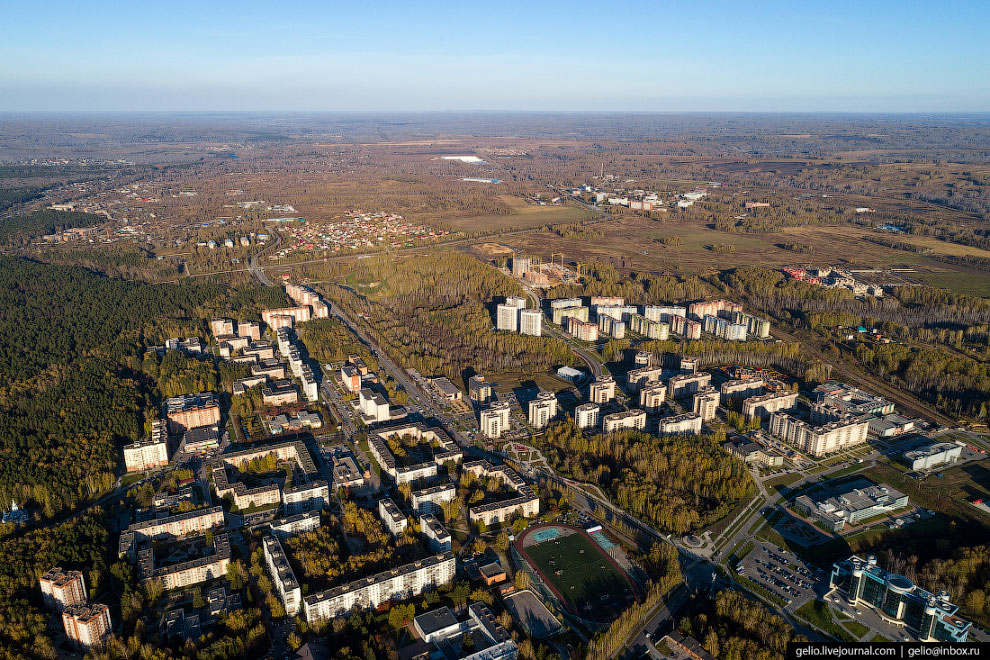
[
  {"x1": 688, "y1": 299, "x2": 743, "y2": 321},
  {"x1": 261, "y1": 306, "x2": 312, "y2": 329},
  {"x1": 237, "y1": 320, "x2": 262, "y2": 341},
  {"x1": 589, "y1": 375, "x2": 616, "y2": 404},
  {"x1": 369, "y1": 424, "x2": 462, "y2": 485},
  {"x1": 627, "y1": 366, "x2": 663, "y2": 391},
  {"x1": 627, "y1": 313, "x2": 669, "y2": 339},
  {"x1": 667, "y1": 372, "x2": 711, "y2": 399},
  {"x1": 40, "y1": 568, "x2": 87, "y2": 612},
  {"x1": 123, "y1": 419, "x2": 170, "y2": 472},
  {"x1": 411, "y1": 483, "x2": 457, "y2": 515},
  {"x1": 574, "y1": 402, "x2": 600, "y2": 430},
  {"x1": 720, "y1": 378, "x2": 765, "y2": 400},
  {"x1": 703, "y1": 315, "x2": 747, "y2": 341},
  {"x1": 644, "y1": 305, "x2": 686, "y2": 324},
  {"x1": 496, "y1": 304, "x2": 519, "y2": 332},
  {"x1": 420, "y1": 514, "x2": 452, "y2": 553},
  {"x1": 519, "y1": 309, "x2": 542, "y2": 337},
  {"x1": 270, "y1": 511, "x2": 322, "y2": 541},
  {"x1": 379, "y1": 498, "x2": 408, "y2": 536},
  {"x1": 304, "y1": 553, "x2": 456, "y2": 623},
  {"x1": 603, "y1": 409, "x2": 646, "y2": 433},
  {"x1": 551, "y1": 305, "x2": 588, "y2": 326},
  {"x1": 671, "y1": 314, "x2": 702, "y2": 339},
  {"x1": 480, "y1": 403, "x2": 511, "y2": 439},
  {"x1": 640, "y1": 382, "x2": 667, "y2": 412},
  {"x1": 282, "y1": 480, "x2": 330, "y2": 515},
  {"x1": 210, "y1": 318, "x2": 235, "y2": 336},
  {"x1": 359, "y1": 388, "x2": 391, "y2": 423},
  {"x1": 264, "y1": 535, "x2": 302, "y2": 617},
  {"x1": 463, "y1": 460, "x2": 539, "y2": 527},
  {"x1": 340, "y1": 365, "x2": 362, "y2": 393},
  {"x1": 742, "y1": 390, "x2": 799, "y2": 420},
  {"x1": 252, "y1": 358, "x2": 287, "y2": 380},
  {"x1": 262, "y1": 379, "x2": 299, "y2": 406},
  {"x1": 120, "y1": 507, "x2": 226, "y2": 560},
  {"x1": 137, "y1": 534, "x2": 231, "y2": 590},
  {"x1": 164, "y1": 392, "x2": 220, "y2": 433},
  {"x1": 659, "y1": 412, "x2": 703, "y2": 435},
  {"x1": 62, "y1": 603, "x2": 112, "y2": 650},
  {"x1": 566, "y1": 316, "x2": 599, "y2": 342},
  {"x1": 527, "y1": 391, "x2": 558, "y2": 429},
  {"x1": 469, "y1": 375, "x2": 494, "y2": 405},
  {"x1": 769, "y1": 412, "x2": 869, "y2": 457},
  {"x1": 598, "y1": 315, "x2": 626, "y2": 339},
  {"x1": 692, "y1": 387, "x2": 720, "y2": 422}
]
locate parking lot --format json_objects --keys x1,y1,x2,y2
[{"x1": 736, "y1": 541, "x2": 823, "y2": 608}]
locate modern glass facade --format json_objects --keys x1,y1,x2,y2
[{"x1": 830, "y1": 555, "x2": 970, "y2": 642}]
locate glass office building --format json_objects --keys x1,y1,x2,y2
[{"x1": 830, "y1": 555, "x2": 970, "y2": 642}]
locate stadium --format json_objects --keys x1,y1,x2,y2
[{"x1": 512, "y1": 523, "x2": 640, "y2": 624}]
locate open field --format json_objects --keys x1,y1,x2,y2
[
  {"x1": 522, "y1": 529, "x2": 633, "y2": 617},
  {"x1": 442, "y1": 196, "x2": 596, "y2": 232},
  {"x1": 912, "y1": 271, "x2": 990, "y2": 297},
  {"x1": 893, "y1": 235, "x2": 990, "y2": 258},
  {"x1": 483, "y1": 213, "x2": 963, "y2": 276}
]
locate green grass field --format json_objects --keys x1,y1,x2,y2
[
  {"x1": 913, "y1": 271, "x2": 990, "y2": 297},
  {"x1": 525, "y1": 532, "x2": 631, "y2": 613}
]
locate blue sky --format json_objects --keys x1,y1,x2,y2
[{"x1": 1, "y1": 0, "x2": 988, "y2": 112}]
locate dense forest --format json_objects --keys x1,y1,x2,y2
[
  {"x1": 325, "y1": 253, "x2": 576, "y2": 383},
  {"x1": 0, "y1": 257, "x2": 282, "y2": 517},
  {"x1": 538, "y1": 422, "x2": 755, "y2": 534},
  {"x1": 0, "y1": 210, "x2": 107, "y2": 243},
  {"x1": 677, "y1": 591, "x2": 805, "y2": 660}
]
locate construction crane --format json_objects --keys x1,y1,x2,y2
[{"x1": 549, "y1": 252, "x2": 565, "y2": 268}]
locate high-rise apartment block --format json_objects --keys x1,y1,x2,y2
[
  {"x1": 659, "y1": 412, "x2": 703, "y2": 435},
  {"x1": 589, "y1": 375, "x2": 616, "y2": 404},
  {"x1": 496, "y1": 304, "x2": 518, "y2": 332},
  {"x1": 640, "y1": 382, "x2": 667, "y2": 412},
  {"x1": 671, "y1": 314, "x2": 702, "y2": 339},
  {"x1": 62, "y1": 603, "x2": 112, "y2": 650},
  {"x1": 603, "y1": 409, "x2": 646, "y2": 433},
  {"x1": 164, "y1": 392, "x2": 221, "y2": 433},
  {"x1": 519, "y1": 309, "x2": 542, "y2": 337},
  {"x1": 769, "y1": 412, "x2": 869, "y2": 457},
  {"x1": 574, "y1": 402, "x2": 600, "y2": 430},
  {"x1": 667, "y1": 372, "x2": 711, "y2": 399},
  {"x1": 123, "y1": 419, "x2": 170, "y2": 472},
  {"x1": 692, "y1": 387, "x2": 720, "y2": 422},
  {"x1": 480, "y1": 402, "x2": 511, "y2": 439},
  {"x1": 469, "y1": 375, "x2": 494, "y2": 405},
  {"x1": 742, "y1": 390, "x2": 799, "y2": 420},
  {"x1": 40, "y1": 568, "x2": 87, "y2": 612},
  {"x1": 527, "y1": 391, "x2": 558, "y2": 429}
]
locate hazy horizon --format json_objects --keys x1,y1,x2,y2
[{"x1": 3, "y1": 1, "x2": 988, "y2": 113}]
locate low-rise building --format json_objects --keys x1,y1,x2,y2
[
  {"x1": 796, "y1": 482, "x2": 909, "y2": 531},
  {"x1": 412, "y1": 603, "x2": 517, "y2": 660},
  {"x1": 903, "y1": 442, "x2": 962, "y2": 472},
  {"x1": 723, "y1": 440, "x2": 783, "y2": 467},
  {"x1": 829, "y1": 555, "x2": 970, "y2": 642}
]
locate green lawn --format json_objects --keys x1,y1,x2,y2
[
  {"x1": 843, "y1": 620, "x2": 870, "y2": 639},
  {"x1": 524, "y1": 532, "x2": 632, "y2": 612},
  {"x1": 913, "y1": 271, "x2": 990, "y2": 298},
  {"x1": 795, "y1": 600, "x2": 858, "y2": 642}
]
